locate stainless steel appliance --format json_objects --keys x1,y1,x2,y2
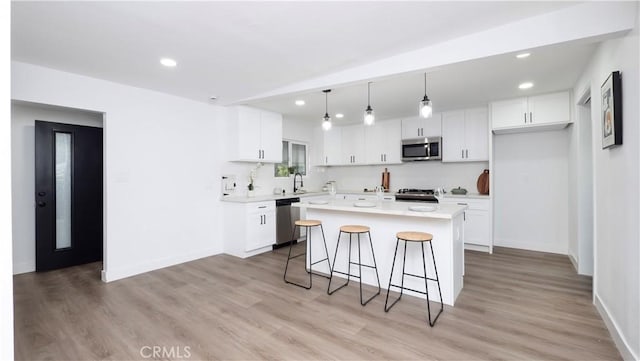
[
  {"x1": 275, "y1": 197, "x2": 300, "y2": 246},
  {"x1": 401, "y1": 137, "x2": 442, "y2": 161},
  {"x1": 395, "y1": 189, "x2": 439, "y2": 203}
]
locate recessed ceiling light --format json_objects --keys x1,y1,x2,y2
[
  {"x1": 516, "y1": 52, "x2": 531, "y2": 59},
  {"x1": 519, "y1": 82, "x2": 534, "y2": 89},
  {"x1": 335, "y1": 113, "x2": 344, "y2": 118},
  {"x1": 295, "y1": 100, "x2": 305, "y2": 106},
  {"x1": 160, "y1": 58, "x2": 177, "y2": 67}
]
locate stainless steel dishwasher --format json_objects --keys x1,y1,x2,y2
[{"x1": 275, "y1": 197, "x2": 300, "y2": 247}]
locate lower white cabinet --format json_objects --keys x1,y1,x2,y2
[
  {"x1": 440, "y1": 197, "x2": 492, "y2": 253},
  {"x1": 224, "y1": 201, "x2": 276, "y2": 258}
]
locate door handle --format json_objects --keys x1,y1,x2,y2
[
  {"x1": 37, "y1": 201, "x2": 46, "y2": 207},
  {"x1": 38, "y1": 191, "x2": 46, "y2": 197}
]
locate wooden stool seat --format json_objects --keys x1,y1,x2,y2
[
  {"x1": 339, "y1": 225, "x2": 370, "y2": 233},
  {"x1": 396, "y1": 231, "x2": 433, "y2": 242},
  {"x1": 295, "y1": 219, "x2": 322, "y2": 227}
]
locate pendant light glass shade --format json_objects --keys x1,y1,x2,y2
[
  {"x1": 363, "y1": 82, "x2": 375, "y2": 126},
  {"x1": 419, "y1": 73, "x2": 433, "y2": 118},
  {"x1": 322, "y1": 89, "x2": 332, "y2": 131}
]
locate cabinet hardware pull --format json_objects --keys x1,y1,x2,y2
[
  {"x1": 258, "y1": 206, "x2": 266, "y2": 209},
  {"x1": 461, "y1": 149, "x2": 464, "y2": 158},
  {"x1": 384, "y1": 154, "x2": 386, "y2": 162},
  {"x1": 325, "y1": 156, "x2": 328, "y2": 164},
  {"x1": 465, "y1": 149, "x2": 468, "y2": 158},
  {"x1": 457, "y1": 202, "x2": 467, "y2": 205},
  {"x1": 524, "y1": 113, "x2": 527, "y2": 123},
  {"x1": 530, "y1": 112, "x2": 533, "y2": 123}
]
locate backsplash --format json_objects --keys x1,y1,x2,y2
[{"x1": 323, "y1": 161, "x2": 489, "y2": 194}]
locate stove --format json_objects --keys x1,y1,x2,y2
[{"x1": 395, "y1": 189, "x2": 439, "y2": 203}]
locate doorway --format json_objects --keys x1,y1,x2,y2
[
  {"x1": 34, "y1": 120, "x2": 103, "y2": 271},
  {"x1": 576, "y1": 90, "x2": 594, "y2": 276}
]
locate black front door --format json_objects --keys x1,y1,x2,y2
[{"x1": 35, "y1": 120, "x2": 103, "y2": 272}]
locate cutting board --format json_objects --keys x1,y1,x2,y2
[{"x1": 477, "y1": 169, "x2": 490, "y2": 195}]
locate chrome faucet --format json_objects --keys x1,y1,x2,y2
[{"x1": 293, "y1": 173, "x2": 303, "y2": 193}]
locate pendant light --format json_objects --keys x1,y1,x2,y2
[
  {"x1": 363, "y1": 81, "x2": 375, "y2": 126},
  {"x1": 419, "y1": 72, "x2": 433, "y2": 118},
  {"x1": 322, "y1": 89, "x2": 332, "y2": 131}
]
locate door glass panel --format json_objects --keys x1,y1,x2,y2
[{"x1": 55, "y1": 132, "x2": 72, "y2": 250}]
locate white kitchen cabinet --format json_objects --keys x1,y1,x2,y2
[
  {"x1": 440, "y1": 197, "x2": 492, "y2": 253},
  {"x1": 322, "y1": 127, "x2": 342, "y2": 165},
  {"x1": 491, "y1": 91, "x2": 571, "y2": 133},
  {"x1": 337, "y1": 194, "x2": 395, "y2": 201},
  {"x1": 231, "y1": 106, "x2": 283, "y2": 163},
  {"x1": 224, "y1": 201, "x2": 276, "y2": 258},
  {"x1": 341, "y1": 124, "x2": 367, "y2": 165},
  {"x1": 365, "y1": 119, "x2": 402, "y2": 164},
  {"x1": 442, "y1": 107, "x2": 488, "y2": 162},
  {"x1": 401, "y1": 113, "x2": 442, "y2": 139}
]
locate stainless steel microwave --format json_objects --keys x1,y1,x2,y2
[{"x1": 401, "y1": 137, "x2": 442, "y2": 161}]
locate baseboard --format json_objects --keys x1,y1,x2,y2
[
  {"x1": 493, "y1": 238, "x2": 567, "y2": 255},
  {"x1": 464, "y1": 243, "x2": 490, "y2": 253},
  {"x1": 12, "y1": 260, "x2": 35, "y2": 275},
  {"x1": 568, "y1": 254, "x2": 578, "y2": 272},
  {"x1": 594, "y1": 293, "x2": 638, "y2": 361},
  {"x1": 102, "y1": 247, "x2": 222, "y2": 283}
]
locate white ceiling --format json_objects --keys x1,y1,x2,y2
[
  {"x1": 250, "y1": 41, "x2": 597, "y2": 125},
  {"x1": 12, "y1": 1, "x2": 583, "y2": 108}
]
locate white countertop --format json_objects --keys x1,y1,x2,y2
[
  {"x1": 221, "y1": 191, "x2": 329, "y2": 203},
  {"x1": 293, "y1": 198, "x2": 467, "y2": 220}
]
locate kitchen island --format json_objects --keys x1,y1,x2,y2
[{"x1": 292, "y1": 199, "x2": 466, "y2": 306}]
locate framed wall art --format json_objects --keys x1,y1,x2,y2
[{"x1": 601, "y1": 71, "x2": 622, "y2": 149}]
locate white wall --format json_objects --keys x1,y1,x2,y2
[
  {"x1": 1, "y1": 1, "x2": 14, "y2": 358},
  {"x1": 493, "y1": 129, "x2": 570, "y2": 254},
  {"x1": 11, "y1": 102, "x2": 104, "y2": 274},
  {"x1": 12, "y1": 61, "x2": 225, "y2": 282},
  {"x1": 220, "y1": 116, "x2": 325, "y2": 196},
  {"x1": 573, "y1": 6, "x2": 640, "y2": 358}
]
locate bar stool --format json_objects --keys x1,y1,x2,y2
[
  {"x1": 284, "y1": 220, "x2": 331, "y2": 289},
  {"x1": 384, "y1": 231, "x2": 444, "y2": 327},
  {"x1": 327, "y1": 225, "x2": 381, "y2": 305}
]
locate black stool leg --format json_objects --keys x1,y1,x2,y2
[
  {"x1": 385, "y1": 238, "x2": 403, "y2": 312},
  {"x1": 319, "y1": 224, "x2": 332, "y2": 272},
  {"x1": 328, "y1": 231, "x2": 351, "y2": 294},
  {"x1": 358, "y1": 231, "x2": 380, "y2": 306},
  {"x1": 425, "y1": 241, "x2": 444, "y2": 327},
  {"x1": 367, "y1": 231, "x2": 382, "y2": 292},
  {"x1": 284, "y1": 225, "x2": 312, "y2": 289}
]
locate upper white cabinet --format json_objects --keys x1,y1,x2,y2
[
  {"x1": 231, "y1": 106, "x2": 283, "y2": 162},
  {"x1": 321, "y1": 127, "x2": 343, "y2": 166},
  {"x1": 442, "y1": 107, "x2": 489, "y2": 162},
  {"x1": 365, "y1": 119, "x2": 402, "y2": 164},
  {"x1": 318, "y1": 120, "x2": 402, "y2": 166},
  {"x1": 491, "y1": 91, "x2": 571, "y2": 133},
  {"x1": 401, "y1": 113, "x2": 442, "y2": 139},
  {"x1": 341, "y1": 124, "x2": 367, "y2": 165}
]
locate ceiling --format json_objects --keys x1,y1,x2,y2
[
  {"x1": 12, "y1": 1, "x2": 583, "y2": 109},
  {"x1": 249, "y1": 41, "x2": 597, "y2": 125}
]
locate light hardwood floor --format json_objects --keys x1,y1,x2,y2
[{"x1": 14, "y1": 246, "x2": 620, "y2": 360}]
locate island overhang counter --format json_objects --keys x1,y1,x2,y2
[{"x1": 292, "y1": 199, "x2": 466, "y2": 306}]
